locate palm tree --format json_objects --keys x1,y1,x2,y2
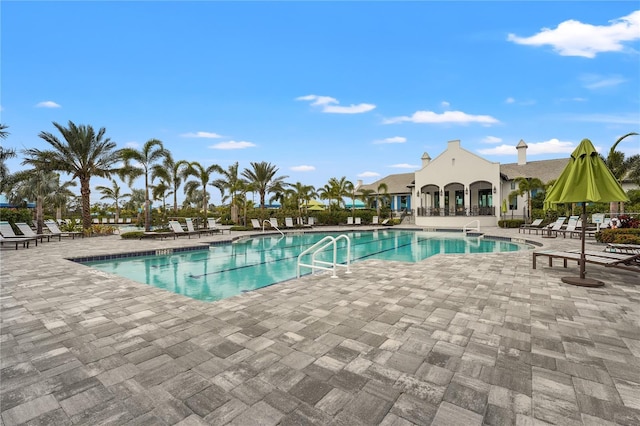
[
  {"x1": 606, "y1": 132, "x2": 639, "y2": 214},
  {"x1": 6, "y1": 170, "x2": 73, "y2": 233},
  {"x1": 152, "y1": 180, "x2": 172, "y2": 212},
  {"x1": 95, "y1": 179, "x2": 131, "y2": 222},
  {"x1": 289, "y1": 182, "x2": 316, "y2": 218},
  {"x1": 241, "y1": 161, "x2": 289, "y2": 210},
  {"x1": 0, "y1": 123, "x2": 16, "y2": 191},
  {"x1": 511, "y1": 177, "x2": 545, "y2": 223},
  {"x1": 120, "y1": 139, "x2": 167, "y2": 231},
  {"x1": 182, "y1": 161, "x2": 222, "y2": 223},
  {"x1": 22, "y1": 121, "x2": 121, "y2": 231},
  {"x1": 374, "y1": 182, "x2": 389, "y2": 217},
  {"x1": 358, "y1": 188, "x2": 376, "y2": 209},
  {"x1": 151, "y1": 153, "x2": 189, "y2": 213},
  {"x1": 211, "y1": 162, "x2": 247, "y2": 224}
]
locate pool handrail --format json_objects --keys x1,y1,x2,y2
[
  {"x1": 263, "y1": 219, "x2": 284, "y2": 236},
  {"x1": 297, "y1": 234, "x2": 351, "y2": 278},
  {"x1": 463, "y1": 220, "x2": 480, "y2": 233}
]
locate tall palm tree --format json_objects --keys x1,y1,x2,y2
[
  {"x1": 22, "y1": 121, "x2": 121, "y2": 231},
  {"x1": 511, "y1": 177, "x2": 545, "y2": 223},
  {"x1": 358, "y1": 188, "x2": 375, "y2": 209},
  {"x1": 95, "y1": 179, "x2": 131, "y2": 222},
  {"x1": 182, "y1": 161, "x2": 222, "y2": 223},
  {"x1": 120, "y1": 139, "x2": 167, "y2": 231},
  {"x1": 241, "y1": 161, "x2": 289, "y2": 210},
  {"x1": 320, "y1": 176, "x2": 352, "y2": 210},
  {"x1": 289, "y1": 182, "x2": 316, "y2": 218},
  {"x1": 6, "y1": 170, "x2": 73, "y2": 233},
  {"x1": 375, "y1": 182, "x2": 389, "y2": 217},
  {"x1": 211, "y1": 162, "x2": 247, "y2": 223},
  {"x1": 0, "y1": 123, "x2": 16, "y2": 191},
  {"x1": 151, "y1": 153, "x2": 189, "y2": 213},
  {"x1": 606, "y1": 132, "x2": 639, "y2": 214},
  {"x1": 152, "y1": 180, "x2": 172, "y2": 212}
]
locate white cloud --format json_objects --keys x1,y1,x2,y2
[
  {"x1": 358, "y1": 171, "x2": 380, "y2": 178},
  {"x1": 373, "y1": 136, "x2": 407, "y2": 144},
  {"x1": 296, "y1": 94, "x2": 376, "y2": 114},
  {"x1": 478, "y1": 138, "x2": 579, "y2": 155},
  {"x1": 383, "y1": 110, "x2": 499, "y2": 125},
  {"x1": 581, "y1": 74, "x2": 626, "y2": 90},
  {"x1": 441, "y1": 101, "x2": 450, "y2": 108},
  {"x1": 389, "y1": 163, "x2": 419, "y2": 169},
  {"x1": 505, "y1": 97, "x2": 515, "y2": 104},
  {"x1": 482, "y1": 136, "x2": 502, "y2": 144},
  {"x1": 209, "y1": 140, "x2": 256, "y2": 150},
  {"x1": 125, "y1": 141, "x2": 140, "y2": 148},
  {"x1": 290, "y1": 165, "x2": 315, "y2": 172},
  {"x1": 180, "y1": 131, "x2": 223, "y2": 138},
  {"x1": 507, "y1": 10, "x2": 640, "y2": 58},
  {"x1": 35, "y1": 100, "x2": 61, "y2": 108}
]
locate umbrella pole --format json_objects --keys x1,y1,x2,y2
[{"x1": 561, "y1": 203, "x2": 604, "y2": 287}]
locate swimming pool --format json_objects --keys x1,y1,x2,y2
[{"x1": 82, "y1": 230, "x2": 529, "y2": 302}]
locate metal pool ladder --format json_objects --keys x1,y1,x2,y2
[
  {"x1": 463, "y1": 220, "x2": 480, "y2": 233},
  {"x1": 263, "y1": 219, "x2": 284, "y2": 237},
  {"x1": 297, "y1": 234, "x2": 351, "y2": 278}
]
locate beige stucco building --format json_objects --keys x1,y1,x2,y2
[{"x1": 361, "y1": 139, "x2": 637, "y2": 228}]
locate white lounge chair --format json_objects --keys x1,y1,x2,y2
[
  {"x1": 185, "y1": 218, "x2": 215, "y2": 236},
  {"x1": 308, "y1": 217, "x2": 315, "y2": 226},
  {"x1": 168, "y1": 220, "x2": 201, "y2": 238},
  {"x1": 207, "y1": 218, "x2": 225, "y2": 234},
  {"x1": 347, "y1": 217, "x2": 354, "y2": 225},
  {"x1": 0, "y1": 221, "x2": 41, "y2": 246},
  {"x1": 269, "y1": 218, "x2": 279, "y2": 229},
  {"x1": 15, "y1": 222, "x2": 53, "y2": 243},
  {"x1": 285, "y1": 217, "x2": 295, "y2": 228},
  {"x1": 44, "y1": 220, "x2": 83, "y2": 239},
  {"x1": 251, "y1": 219, "x2": 261, "y2": 230},
  {"x1": 372, "y1": 216, "x2": 379, "y2": 225},
  {"x1": 355, "y1": 217, "x2": 361, "y2": 225}
]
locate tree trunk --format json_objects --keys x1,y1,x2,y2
[
  {"x1": 81, "y1": 178, "x2": 92, "y2": 231},
  {"x1": 36, "y1": 195, "x2": 44, "y2": 234},
  {"x1": 144, "y1": 175, "x2": 151, "y2": 232}
]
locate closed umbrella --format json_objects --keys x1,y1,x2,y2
[{"x1": 544, "y1": 138, "x2": 629, "y2": 287}]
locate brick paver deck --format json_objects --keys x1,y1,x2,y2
[{"x1": 1, "y1": 226, "x2": 639, "y2": 425}]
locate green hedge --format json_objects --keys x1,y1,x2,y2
[
  {"x1": 499, "y1": 219, "x2": 525, "y2": 228},
  {"x1": 595, "y1": 228, "x2": 640, "y2": 244},
  {"x1": 0, "y1": 208, "x2": 33, "y2": 224}
]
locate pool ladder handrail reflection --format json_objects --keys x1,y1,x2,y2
[{"x1": 297, "y1": 234, "x2": 351, "y2": 279}]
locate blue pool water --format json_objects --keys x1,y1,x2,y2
[{"x1": 83, "y1": 230, "x2": 529, "y2": 302}]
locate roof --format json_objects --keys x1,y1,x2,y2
[
  {"x1": 360, "y1": 173, "x2": 414, "y2": 194},
  {"x1": 500, "y1": 158, "x2": 570, "y2": 183}
]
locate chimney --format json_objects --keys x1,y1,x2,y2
[
  {"x1": 421, "y1": 152, "x2": 431, "y2": 168},
  {"x1": 356, "y1": 180, "x2": 363, "y2": 189},
  {"x1": 516, "y1": 139, "x2": 528, "y2": 165}
]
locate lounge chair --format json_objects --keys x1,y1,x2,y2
[
  {"x1": 372, "y1": 216, "x2": 379, "y2": 225},
  {"x1": 347, "y1": 217, "x2": 354, "y2": 225},
  {"x1": 307, "y1": 217, "x2": 315, "y2": 226},
  {"x1": 285, "y1": 217, "x2": 295, "y2": 228},
  {"x1": 532, "y1": 250, "x2": 640, "y2": 273},
  {"x1": 44, "y1": 220, "x2": 83, "y2": 239},
  {"x1": 206, "y1": 218, "x2": 226, "y2": 234},
  {"x1": 355, "y1": 217, "x2": 361, "y2": 225},
  {"x1": 381, "y1": 218, "x2": 391, "y2": 226},
  {"x1": 0, "y1": 235, "x2": 36, "y2": 250},
  {"x1": 557, "y1": 217, "x2": 579, "y2": 238},
  {"x1": 269, "y1": 218, "x2": 279, "y2": 229},
  {"x1": 15, "y1": 222, "x2": 54, "y2": 243},
  {"x1": 0, "y1": 221, "x2": 39, "y2": 247},
  {"x1": 251, "y1": 219, "x2": 261, "y2": 230},
  {"x1": 605, "y1": 243, "x2": 640, "y2": 254},
  {"x1": 185, "y1": 218, "x2": 215, "y2": 236},
  {"x1": 168, "y1": 220, "x2": 201, "y2": 238},
  {"x1": 541, "y1": 216, "x2": 566, "y2": 237},
  {"x1": 519, "y1": 218, "x2": 543, "y2": 234}
]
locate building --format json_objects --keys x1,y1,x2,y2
[{"x1": 360, "y1": 139, "x2": 636, "y2": 227}]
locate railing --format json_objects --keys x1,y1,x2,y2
[
  {"x1": 263, "y1": 219, "x2": 284, "y2": 236},
  {"x1": 297, "y1": 235, "x2": 351, "y2": 278},
  {"x1": 463, "y1": 220, "x2": 480, "y2": 233},
  {"x1": 416, "y1": 206, "x2": 496, "y2": 217}
]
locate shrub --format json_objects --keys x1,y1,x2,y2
[
  {"x1": 617, "y1": 214, "x2": 639, "y2": 229},
  {"x1": 0, "y1": 208, "x2": 33, "y2": 224},
  {"x1": 120, "y1": 231, "x2": 146, "y2": 239},
  {"x1": 595, "y1": 228, "x2": 640, "y2": 244},
  {"x1": 499, "y1": 219, "x2": 525, "y2": 228}
]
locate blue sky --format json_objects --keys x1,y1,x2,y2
[{"x1": 2, "y1": 1, "x2": 639, "y2": 205}]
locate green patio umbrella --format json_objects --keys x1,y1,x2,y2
[{"x1": 544, "y1": 138, "x2": 629, "y2": 287}]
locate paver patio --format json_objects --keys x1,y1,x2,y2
[{"x1": 1, "y1": 226, "x2": 639, "y2": 425}]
